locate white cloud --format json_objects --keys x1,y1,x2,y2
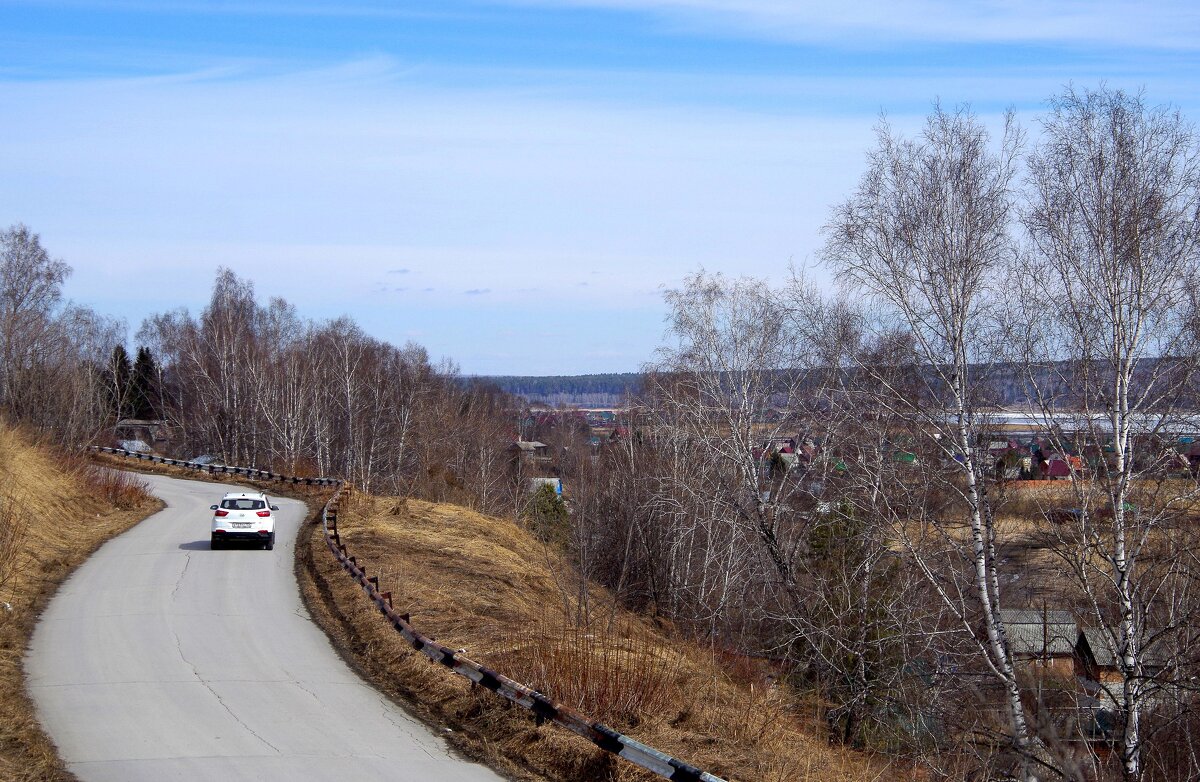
[
  {"x1": 504, "y1": 0, "x2": 1200, "y2": 49},
  {"x1": 10, "y1": 0, "x2": 1196, "y2": 49}
]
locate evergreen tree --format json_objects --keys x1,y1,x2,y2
[
  {"x1": 130, "y1": 346, "x2": 160, "y2": 419},
  {"x1": 525, "y1": 482, "x2": 568, "y2": 543}
]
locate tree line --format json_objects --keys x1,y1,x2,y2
[
  {"x1": 0, "y1": 241, "x2": 526, "y2": 514},
  {"x1": 0, "y1": 223, "x2": 125, "y2": 443},
  {"x1": 484, "y1": 373, "x2": 641, "y2": 407},
  {"x1": 134, "y1": 267, "x2": 526, "y2": 509}
]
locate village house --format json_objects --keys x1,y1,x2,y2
[
  {"x1": 113, "y1": 418, "x2": 175, "y2": 453},
  {"x1": 1075, "y1": 627, "x2": 1172, "y2": 713},
  {"x1": 1075, "y1": 629, "x2": 1125, "y2": 700},
  {"x1": 999, "y1": 608, "x2": 1078, "y2": 677},
  {"x1": 510, "y1": 440, "x2": 551, "y2": 464}
]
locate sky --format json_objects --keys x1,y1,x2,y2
[{"x1": 2, "y1": 1, "x2": 1199, "y2": 375}]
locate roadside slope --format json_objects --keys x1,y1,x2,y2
[
  {"x1": 299, "y1": 493, "x2": 898, "y2": 782},
  {"x1": 0, "y1": 425, "x2": 157, "y2": 782}
]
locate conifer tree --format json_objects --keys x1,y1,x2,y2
[{"x1": 130, "y1": 346, "x2": 160, "y2": 419}]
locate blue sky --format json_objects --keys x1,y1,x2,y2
[{"x1": 3, "y1": 1, "x2": 1199, "y2": 374}]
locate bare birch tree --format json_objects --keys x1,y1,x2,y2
[
  {"x1": 783, "y1": 296, "x2": 954, "y2": 751},
  {"x1": 0, "y1": 224, "x2": 121, "y2": 441},
  {"x1": 1020, "y1": 85, "x2": 1200, "y2": 782},
  {"x1": 654, "y1": 271, "x2": 815, "y2": 588},
  {"x1": 0, "y1": 224, "x2": 70, "y2": 411},
  {"x1": 823, "y1": 104, "x2": 1042, "y2": 779}
]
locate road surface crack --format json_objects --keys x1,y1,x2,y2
[
  {"x1": 170, "y1": 552, "x2": 192, "y2": 602},
  {"x1": 170, "y1": 625, "x2": 280, "y2": 754},
  {"x1": 377, "y1": 695, "x2": 439, "y2": 760},
  {"x1": 290, "y1": 678, "x2": 321, "y2": 703}
]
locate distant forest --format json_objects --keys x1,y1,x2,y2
[
  {"x1": 480, "y1": 373, "x2": 642, "y2": 407},
  {"x1": 480, "y1": 360, "x2": 1182, "y2": 411}
]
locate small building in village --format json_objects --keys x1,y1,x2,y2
[
  {"x1": 999, "y1": 608, "x2": 1079, "y2": 677},
  {"x1": 510, "y1": 440, "x2": 551, "y2": 463}
]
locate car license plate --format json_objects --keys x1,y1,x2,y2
[{"x1": 231, "y1": 522, "x2": 252, "y2": 529}]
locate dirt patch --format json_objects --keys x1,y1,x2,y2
[{"x1": 0, "y1": 428, "x2": 160, "y2": 782}]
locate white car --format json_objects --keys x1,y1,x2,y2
[{"x1": 210, "y1": 491, "x2": 279, "y2": 550}]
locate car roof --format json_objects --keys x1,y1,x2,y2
[{"x1": 220, "y1": 491, "x2": 269, "y2": 500}]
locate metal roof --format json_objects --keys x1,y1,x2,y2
[{"x1": 1000, "y1": 609, "x2": 1078, "y2": 656}]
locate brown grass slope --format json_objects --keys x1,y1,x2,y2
[
  {"x1": 0, "y1": 425, "x2": 158, "y2": 782},
  {"x1": 298, "y1": 492, "x2": 897, "y2": 782}
]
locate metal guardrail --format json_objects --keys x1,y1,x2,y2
[
  {"x1": 91, "y1": 446, "x2": 728, "y2": 782},
  {"x1": 90, "y1": 447, "x2": 341, "y2": 486}
]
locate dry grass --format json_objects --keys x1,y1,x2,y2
[
  {"x1": 0, "y1": 424, "x2": 159, "y2": 782},
  {"x1": 298, "y1": 491, "x2": 902, "y2": 782},
  {"x1": 939, "y1": 479, "x2": 1200, "y2": 605},
  {"x1": 492, "y1": 620, "x2": 683, "y2": 728},
  {"x1": 0, "y1": 495, "x2": 22, "y2": 603}
]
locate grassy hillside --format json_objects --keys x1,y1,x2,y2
[
  {"x1": 0, "y1": 424, "x2": 158, "y2": 782},
  {"x1": 298, "y1": 492, "x2": 899, "y2": 782}
]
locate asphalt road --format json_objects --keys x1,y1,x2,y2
[{"x1": 27, "y1": 473, "x2": 504, "y2": 782}]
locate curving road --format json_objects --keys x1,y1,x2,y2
[{"x1": 27, "y1": 473, "x2": 504, "y2": 782}]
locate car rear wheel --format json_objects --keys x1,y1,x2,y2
[
  {"x1": 210, "y1": 536, "x2": 222, "y2": 550},
  {"x1": 264, "y1": 533, "x2": 275, "y2": 551}
]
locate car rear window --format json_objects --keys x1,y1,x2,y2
[{"x1": 221, "y1": 498, "x2": 266, "y2": 510}]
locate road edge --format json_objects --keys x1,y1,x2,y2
[
  {"x1": 291, "y1": 505, "x2": 538, "y2": 782},
  {"x1": 8, "y1": 495, "x2": 162, "y2": 782}
]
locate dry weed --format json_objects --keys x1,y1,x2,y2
[
  {"x1": 0, "y1": 493, "x2": 24, "y2": 617},
  {"x1": 493, "y1": 618, "x2": 684, "y2": 728},
  {"x1": 57, "y1": 451, "x2": 152, "y2": 509}
]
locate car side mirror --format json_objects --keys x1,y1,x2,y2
[
  {"x1": 210, "y1": 505, "x2": 219, "y2": 510},
  {"x1": 270, "y1": 505, "x2": 280, "y2": 511}
]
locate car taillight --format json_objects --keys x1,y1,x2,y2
[
  {"x1": 215, "y1": 510, "x2": 229, "y2": 517},
  {"x1": 256, "y1": 510, "x2": 271, "y2": 517}
]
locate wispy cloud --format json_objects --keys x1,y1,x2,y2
[
  {"x1": 511, "y1": 0, "x2": 1200, "y2": 48},
  {"x1": 464, "y1": 288, "x2": 492, "y2": 295},
  {"x1": 387, "y1": 267, "x2": 410, "y2": 274},
  {"x1": 0, "y1": 1, "x2": 468, "y2": 21},
  {"x1": 16, "y1": 0, "x2": 1198, "y2": 49}
]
